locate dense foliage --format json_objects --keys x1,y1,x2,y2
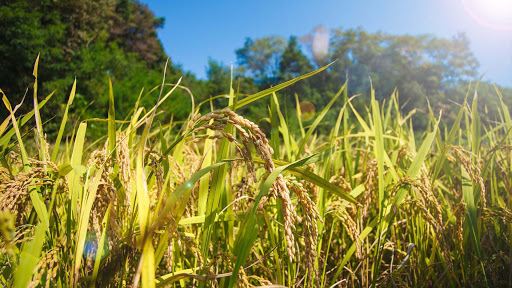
[{"x1": 0, "y1": 0, "x2": 206, "y2": 132}]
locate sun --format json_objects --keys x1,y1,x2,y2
[{"x1": 462, "y1": 0, "x2": 512, "y2": 30}]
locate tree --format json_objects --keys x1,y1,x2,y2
[
  {"x1": 277, "y1": 36, "x2": 317, "y2": 119},
  {"x1": 0, "y1": 0, "x2": 171, "y2": 130},
  {"x1": 109, "y1": 0, "x2": 166, "y2": 67},
  {"x1": 279, "y1": 36, "x2": 313, "y2": 81},
  {"x1": 327, "y1": 28, "x2": 480, "y2": 119},
  {"x1": 235, "y1": 36, "x2": 286, "y2": 85},
  {"x1": 230, "y1": 27, "x2": 483, "y2": 132}
]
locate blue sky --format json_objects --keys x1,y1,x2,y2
[{"x1": 141, "y1": 0, "x2": 512, "y2": 87}]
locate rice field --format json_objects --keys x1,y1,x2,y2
[{"x1": 1, "y1": 59, "x2": 511, "y2": 287}]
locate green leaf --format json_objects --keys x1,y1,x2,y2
[
  {"x1": 73, "y1": 166, "x2": 104, "y2": 285},
  {"x1": 91, "y1": 204, "x2": 112, "y2": 287},
  {"x1": 14, "y1": 223, "x2": 46, "y2": 288},
  {"x1": 0, "y1": 91, "x2": 53, "y2": 149},
  {"x1": 297, "y1": 82, "x2": 345, "y2": 155},
  {"x1": 390, "y1": 112, "x2": 441, "y2": 214},
  {"x1": 370, "y1": 89, "x2": 385, "y2": 210},
  {"x1": 28, "y1": 189, "x2": 49, "y2": 231},
  {"x1": 57, "y1": 164, "x2": 87, "y2": 177},
  {"x1": 431, "y1": 88, "x2": 467, "y2": 182},
  {"x1": 462, "y1": 165, "x2": 481, "y2": 258},
  {"x1": 108, "y1": 78, "x2": 116, "y2": 158},
  {"x1": 198, "y1": 128, "x2": 214, "y2": 215},
  {"x1": 2, "y1": 94, "x2": 29, "y2": 171},
  {"x1": 151, "y1": 161, "x2": 230, "y2": 231},
  {"x1": 201, "y1": 78, "x2": 236, "y2": 273},
  {"x1": 231, "y1": 62, "x2": 334, "y2": 110},
  {"x1": 69, "y1": 123, "x2": 87, "y2": 223},
  {"x1": 52, "y1": 78, "x2": 76, "y2": 162},
  {"x1": 32, "y1": 54, "x2": 47, "y2": 164},
  {"x1": 141, "y1": 239, "x2": 156, "y2": 288}
]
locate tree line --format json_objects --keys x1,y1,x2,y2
[{"x1": 1, "y1": 0, "x2": 510, "y2": 137}]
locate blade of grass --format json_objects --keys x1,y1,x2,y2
[
  {"x1": 200, "y1": 87, "x2": 234, "y2": 279},
  {"x1": 32, "y1": 54, "x2": 47, "y2": 165},
  {"x1": 231, "y1": 62, "x2": 335, "y2": 110},
  {"x1": 2, "y1": 94, "x2": 29, "y2": 171},
  {"x1": 0, "y1": 90, "x2": 54, "y2": 149},
  {"x1": 136, "y1": 59, "x2": 171, "y2": 242},
  {"x1": 91, "y1": 204, "x2": 112, "y2": 287},
  {"x1": 272, "y1": 92, "x2": 292, "y2": 160},
  {"x1": 370, "y1": 86, "x2": 387, "y2": 285},
  {"x1": 108, "y1": 78, "x2": 116, "y2": 159},
  {"x1": 13, "y1": 223, "x2": 46, "y2": 288},
  {"x1": 198, "y1": 128, "x2": 214, "y2": 215},
  {"x1": 151, "y1": 161, "x2": 229, "y2": 230},
  {"x1": 431, "y1": 88, "x2": 468, "y2": 182},
  {"x1": 68, "y1": 123, "x2": 87, "y2": 223},
  {"x1": 51, "y1": 78, "x2": 76, "y2": 162},
  {"x1": 295, "y1": 94, "x2": 306, "y2": 138},
  {"x1": 0, "y1": 91, "x2": 26, "y2": 138},
  {"x1": 298, "y1": 82, "x2": 346, "y2": 155},
  {"x1": 270, "y1": 93, "x2": 280, "y2": 159},
  {"x1": 73, "y1": 166, "x2": 104, "y2": 287}
]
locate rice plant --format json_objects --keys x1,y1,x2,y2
[{"x1": 1, "y1": 57, "x2": 511, "y2": 287}]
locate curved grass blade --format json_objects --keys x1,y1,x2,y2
[
  {"x1": 108, "y1": 78, "x2": 116, "y2": 158},
  {"x1": 68, "y1": 123, "x2": 87, "y2": 222},
  {"x1": 0, "y1": 90, "x2": 25, "y2": 138},
  {"x1": 200, "y1": 76, "x2": 236, "y2": 279},
  {"x1": 73, "y1": 166, "x2": 104, "y2": 287},
  {"x1": 431, "y1": 87, "x2": 468, "y2": 182},
  {"x1": 2, "y1": 95, "x2": 29, "y2": 171},
  {"x1": 231, "y1": 62, "x2": 335, "y2": 110},
  {"x1": 51, "y1": 79, "x2": 76, "y2": 162},
  {"x1": 13, "y1": 223, "x2": 46, "y2": 288},
  {"x1": 91, "y1": 204, "x2": 111, "y2": 288},
  {"x1": 151, "y1": 160, "x2": 230, "y2": 232},
  {"x1": 0, "y1": 91, "x2": 54, "y2": 148},
  {"x1": 297, "y1": 82, "x2": 345, "y2": 155},
  {"x1": 32, "y1": 54, "x2": 47, "y2": 165}
]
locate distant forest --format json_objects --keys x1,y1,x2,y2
[{"x1": 1, "y1": 0, "x2": 510, "y2": 135}]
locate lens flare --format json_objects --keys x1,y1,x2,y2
[
  {"x1": 298, "y1": 101, "x2": 316, "y2": 122},
  {"x1": 83, "y1": 231, "x2": 110, "y2": 260},
  {"x1": 312, "y1": 25, "x2": 330, "y2": 64},
  {"x1": 462, "y1": 0, "x2": 512, "y2": 30}
]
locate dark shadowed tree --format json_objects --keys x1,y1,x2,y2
[
  {"x1": 0, "y1": 0, "x2": 200, "y2": 136},
  {"x1": 235, "y1": 36, "x2": 286, "y2": 86},
  {"x1": 109, "y1": 0, "x2": 166, "y2": 68},
  {"x1": 279, "y1": 36, "x2": 313, "y2": 81}
]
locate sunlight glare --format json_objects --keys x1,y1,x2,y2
[{"x1": 462, "y1": 0, "x2": 512, "y2": 30}]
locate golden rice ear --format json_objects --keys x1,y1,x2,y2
[
  {"x1": 194, "y1": 108, "x2": 300, "y2": 261},
  {"x1": 287, "y1": 176, "x2": 321, "y2": 284}
]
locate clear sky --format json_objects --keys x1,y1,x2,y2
[{"x1": 140, "y1": 0, "x2": 512, "y2": 87}]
